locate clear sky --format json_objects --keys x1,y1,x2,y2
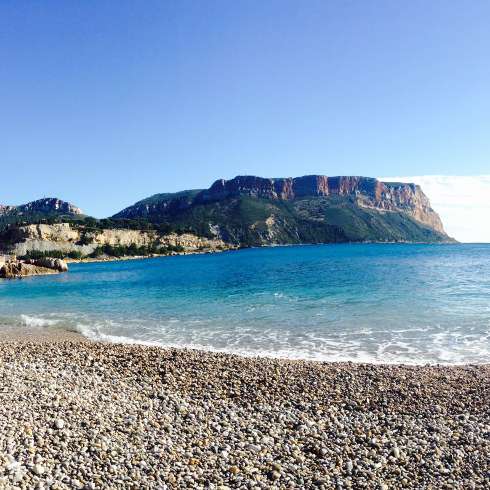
[{"x1": 1, "y1": 1, "x2": 489, "y2": 225}]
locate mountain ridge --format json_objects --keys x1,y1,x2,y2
[
  {"x1": 112, "y1": 175, "x2": 451, "y2": 245},
  {"x1": 0, "y1": 198, "x2": 83, "y2": 231},
  {"x1": 0, "y1": 175, "x2": 454, "y2": 257},
  {"x1": 0, "y1": 197, "x2": 83, "y2": 217}
]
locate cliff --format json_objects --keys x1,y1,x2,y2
[
  {"x1": 0, "y1": 198, "x2": 83, "y2": 231},
  {"x1": 0, "y1": 198, "x2": 83, "y2": 217},
  {"x1": 195, "y1": 176, "x2": 444, "y2": 233},
  {"x1": 0, "y1": 175, "x2": 452, "y2": 254},
  {"x1": 113, "y1": 175, "x2": 451, "y2": 245},
  {"x1": 1, "y1": 223, "x2": 229, "y2": 258}
]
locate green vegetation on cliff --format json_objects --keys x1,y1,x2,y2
[
  {"x1": 0, "y1": 176, "x2": 454, "y2": 249},
  {"x1": 110, "y1": 175, "x2": 453, "y2": 245},
  {"x1": 113, "y1": 195, "x2": 451, "y2": 246},
  {"x1": 18, "y1": 243, "x2": 188, "y2": 261},
  {"x1": 3, "y1": 196, "x2": 450, "y2": 248}
]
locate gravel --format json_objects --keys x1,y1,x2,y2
[{"x1": 0, "y1": 339, "x2": 488, "y2": 489}]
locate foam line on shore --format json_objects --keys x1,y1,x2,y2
[{"x1": 1, "y1": 312, "x2": 489, "y2": 366}]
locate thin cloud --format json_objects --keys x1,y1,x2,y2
[{"x1": 379, "y1": 176, "x2": 490, "y2": 243}]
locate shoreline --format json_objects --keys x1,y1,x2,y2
[
  {"x1": 1, "y1": 326, "x2": 488, "y2": 367},
  {"x1": 1, "y1": 241, "x2": 463, "y2": 274},
  {"x1": 0, "y1": 326, "x2": 86, "y2": 343},
  {"x1": 0, "y1": 335, "x2": 488, "y2": 488},
  {"x1": 64, "y1": 247, "x2": 236, "y2": 264},
  {"x1": 63, "y1": 240, "x2": 461, "y2": 265}
]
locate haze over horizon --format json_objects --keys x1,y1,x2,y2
[{"x1": 379, "y1": 175, "x2": 490, "y2": 244}]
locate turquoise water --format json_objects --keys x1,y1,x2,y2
[{"x1": 1, "y1": 244, "x2": 489, "y2": 364}]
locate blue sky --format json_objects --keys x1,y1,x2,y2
[{"x1": 1, "y1": 1, "x2": 489, "y2": 218}]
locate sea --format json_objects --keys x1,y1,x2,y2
[{"x1": 1, "y1": 243, "x2": 489, "y2": 365}]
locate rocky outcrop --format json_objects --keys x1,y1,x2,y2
[
  {"x1": 0, "y1": 198, "x2": 83, "y2": 217},
  {"x1": 17, "y1": 198, "x2": 83, "y2": 216},
  {"x1": 361, "y1": 181, "x2": 445, "y2": 233},
  {"x1": 2, "y1": 223, "x2": 229, "y2": 257},
  {"x1": 0, "y1": 258, "x2": 68, "y2": 278},
  {"x1": 26, "y1": 257, "x2": 69, "y2": 272}
]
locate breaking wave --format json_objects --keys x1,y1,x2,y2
[{"x1": 1, "y1": 244, "x2": 489, "y2": 365}]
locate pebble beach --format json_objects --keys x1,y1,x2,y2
[{"x1": 0, "y1": 335, "x2": 488, "y2": 489}]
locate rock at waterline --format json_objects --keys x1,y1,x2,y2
[{"x1": 0, "y1": 258, "x2": 68, "y2": 278}]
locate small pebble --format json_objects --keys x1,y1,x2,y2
[
  {"x1": 33, "y1": 464, "x2": 45, "y2": 475},
  {"x1": 0, "y1": 339, "x2": 486, "y2": 488}
]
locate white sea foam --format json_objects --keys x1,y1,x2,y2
[
  {"x1": 0, "y1": 312, "x2": 483, "y2": 365},
  {"x1": 60, "y1": 318, "x2": 489, "y2": 366},
  {"x1": 2, "y1": 243, "x2": 488, "y2": 366},
  {"x1": 20, "y1": 314, "x2": 60, "y2": 328},
  {"x1": 0, "y1": 310, "x2": 483, "y2": 365}
]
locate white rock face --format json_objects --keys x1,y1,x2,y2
[{"x1": 5, "y1": 223, "x2": 227, "y2": 257}]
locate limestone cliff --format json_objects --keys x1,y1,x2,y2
[
  {"x1": 0, "y1": 197, "x2": 84, "y2": 233},
  {"x1": 0, "y1": 175, "x2": 451, "y2": 252},
  {"x1": 2, "y1": 223, "x2": 228, "y2": 257},
  {"x1": 0, "y1": 198, "x2": 83, "y2": 217}
]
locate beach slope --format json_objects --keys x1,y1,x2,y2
[{"x1": 0, "y1": 339, "x2": 488, "y2": 488}]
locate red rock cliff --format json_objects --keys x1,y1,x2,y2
[{"x1": 198, "y1": 175, "x2": 445, "y2": 233}]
